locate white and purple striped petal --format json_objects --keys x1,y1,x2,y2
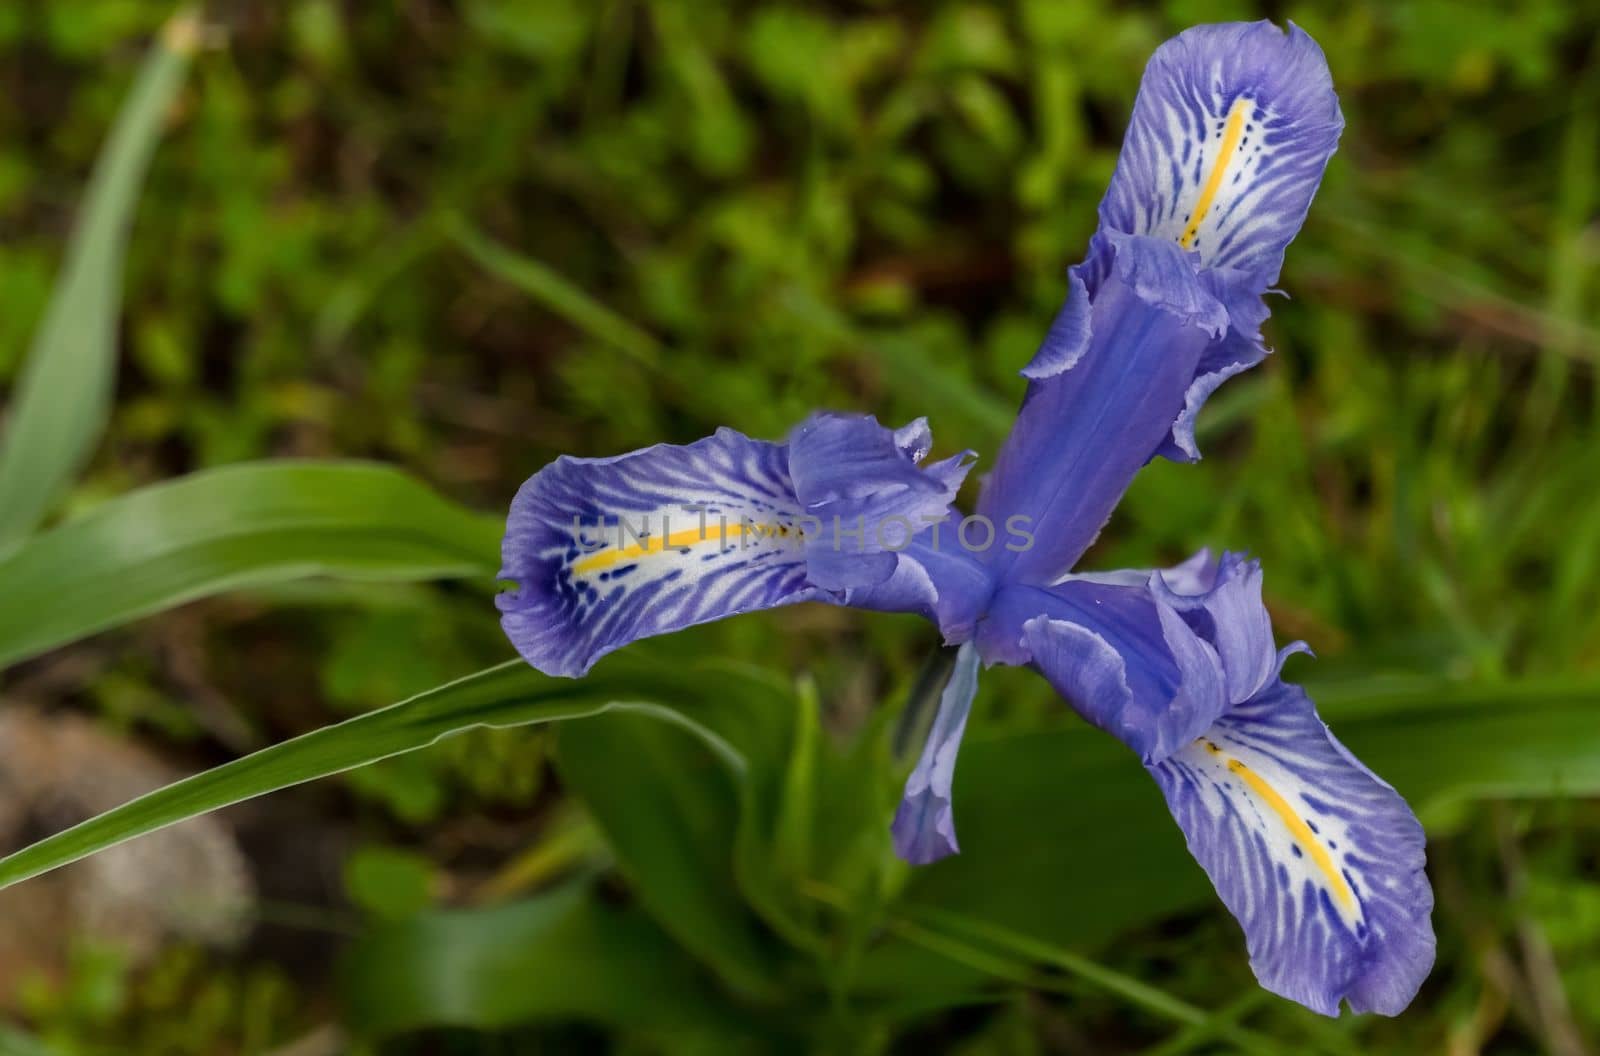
[
  {"x1": 892, "y1": 641, "x2": 981, "y2": 865},
  {"x1": 1099, "y1": 21, "x2": 1343, "y2": 281},
  {"x1": 498, "y1": 427, "x2": 818, "y2": 677},
  {"x1": 1151, "y1": 681, "x2": 1435, "y2": 1015},
  {"x1": 498, "y1": 415, "x2": 975, "y2": 677},
  {"x1": 1033, "y1": 552, "x2": 1434, "y2": 1014},
  {"x1": 1040, "y1": 22, "x2": 1342, "y2": 466}
]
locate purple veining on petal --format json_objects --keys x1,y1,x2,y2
[
  {"x1": 1060, "y1": 21, "x2": 1343, "y2": 462},
  {"x1": 498, "y1": 428, "x2": 818, "y2": 677},
  {"x1": 1150, "y1": 681, "x2": 1435, "y2": 1016},
  {"x1": 499, "y1": 414, "x2": 974, "y2": 677},
  {"x1": 1098, "y1": 21, "x2": 1343, "y2": 282}
]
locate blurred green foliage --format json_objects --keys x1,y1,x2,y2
[{"x1": 2, "y1": 0, "x2": 1599, "y2": 1053}]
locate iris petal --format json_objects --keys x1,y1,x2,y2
[
  {"x1": 1157, "y1": 355, "x2": 1257, "y2": 464},
  {"x1": 1153, "y1": 551, "x2": 1294, "y2": 704},
  {"x1": 1076, "y1": 21, "x2": 1343, "y2": 463},
  {"x1": 844, "y1": 518, "x2": 996, "y2": 645},
  {"x1": 789, "y1": 412, "x2": 975, "y2": 593},
  {"x1": 893, "y1": 641, "x2": 981, "y2": 864},
  {"x1": 1019, "y1": 272, "x2": 1092, "y2": 382},
  {"x1": 976, "y1": 550, "x2": 1314, "y2": 766},
  {"x1": 1150, "y1": 681, "x2": 1435, "y2": 1016},
  {"x1": 1098, "y1": 20, "x2": 1343, "y2": 280},
  {"x1": 980, "y1": 579, "x2": 1229, "y2": 763},
  {"x1": 979, "y1": 235, "x2": 1226, "y2": 584},
  {"x1": 1046, "y1": 551, "x2": 1432, "y2": 1015},
  {"x1": 498, "y1": 414, "x2": 971, "y2": 676},
  {"x1": 498, "y1": 427, "x2": 817, "y2": 676}
]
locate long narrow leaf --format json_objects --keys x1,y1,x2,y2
[
  {"x1": 0, "y1": 461, "x2": 501, "y2": 670},
  {"x1": 0, "y1": 10, "x2": 200, "y2": 546},
  {"x1": 558, "y1": 709, "x2": 785, "y2": 1001},
  {"x1": 0, "y1": 657, "x2": 776, "y2": 893}
]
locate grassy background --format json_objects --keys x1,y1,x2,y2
[{"x1": 2, "y1": 0, "x2": 1598, "y2": 1052}]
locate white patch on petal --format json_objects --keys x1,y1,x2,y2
[
  {"x1": 1142, "y1": 92, "x2": 1280, "y2": 266},
  {"x1": 1164, "y1": 724, "x2": 1366, "y2": 935}
]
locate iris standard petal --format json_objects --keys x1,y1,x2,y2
[
  {"x1": 979, "y1": 234, "x2": 1227, "y2": 584},
  {"x1": 1152, "y1": 266, "x2": 1277, "y2": 462},
  {"x1": 843, "y1": 518, "x2": 996, "y2": 645},
  {"x1": 892, "y1": 641, "x2": 981, "y2": 864},
  {"x1": 979, "y1": 579, "x2": 1228, "y2": 763},
  {"x1": 789, "y1": 412, "x2": 975, "y2": 593},
  {"x1": 1152, "y1": 550, "x2": 1299, "y2": 705},
  {"x1": 1018, "y1": 272, "x2": 1092, "y2": 382},
  {"x1": 1150, "y1": 681, "x2": 1435, "y2": 1016},
  {"x1": 1098, "y1": 20, "x2": 1343, "y2": 281},
  {"x1": 498, "y1": 414, "x2": 971, "y2": 677}
]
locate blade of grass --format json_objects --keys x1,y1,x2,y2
[
  {"x1": 1139, "y1": 990, "x2": 1272, "y2": 1056},
  {"x1": 0, "y1": 657, "x2": 771, "y2": 892},
  {"x1": 0, "y1": 10, "x2": 201, "y2": 547},
  {"x1": 443, "y1": 214, "x2": 663, "y2": 368},
  {"x1": 916, "y1": 902, "x2": 1368, "y2": 1056},
  {"x1": 800, "y1": 879, "x2": 1300, "y2": 1056},
  {"x1": 907, "y1": 901, "x2": 1233, "y2": 1033},
  {"x1": 1529, "y1": 35, "x2": 1600, "y2": 437},
  {"x1": 1329, "y1": 214, "x2": 1600, "y2": 358}
]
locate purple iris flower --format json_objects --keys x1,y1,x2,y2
[{"x1": 497, "y1": 22, "x2": 1434, "y2": 1017}]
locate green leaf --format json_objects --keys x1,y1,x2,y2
[
  {"x1": 342, "y1": 882, "x2": 737, "y2": 1038},
  {"x1": 772, "y1": 678, "x2": 822, "y2": 883},
  {"x1": 343, "y1": 845, "x2": 438, "y2": 920},
  {"x1": 803, "y1": 882, "x2": 1295, "y2": 1055},
  {"x1": 0, "y1": 10, "x2": 199, "y2": 546},
  {"x1": 557, "y1": 707, "x2": 787, "y2": 1001},
  {"x1": 0, "y1": 460, "x2": 501, "y2": 670},
  {"x1": 0, "y1": 656, "x2": 782, "y2": 896}
]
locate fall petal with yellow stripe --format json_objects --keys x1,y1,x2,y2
[
  {"x1": 980, "y1": 552, "x2": 1434, "y2": 1017},
  {"x1": 497, "y1": 414, "x2": 972, "y2": 678},
  {"x1": 1153, "y1": 683, "x2": 1434, "y2": 1017}
]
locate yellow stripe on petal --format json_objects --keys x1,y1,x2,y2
[
  {"x1": 1179, "y1": 99, "x2": 1253, "y2": 250},
  {"x1": 570, "y1": 521, "x2": 791, "y2": 576},
  {"x1": 1203, "y1": 739, "x2": 1354, "y2": 909}
]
